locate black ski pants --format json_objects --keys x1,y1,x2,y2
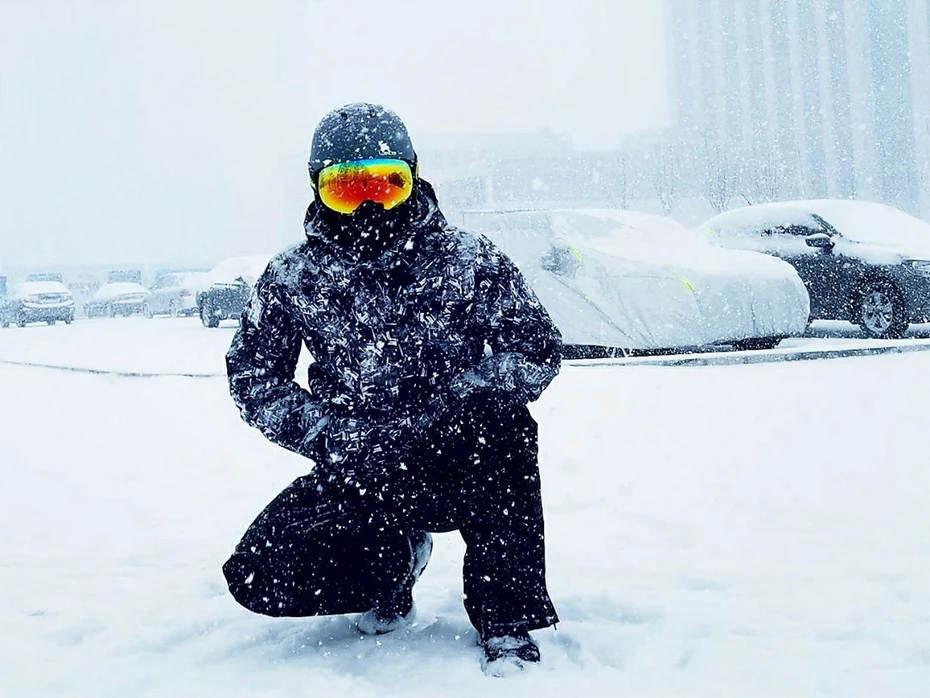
[{"x1": 222, "y1": 397, "x2": 558, "y2": 639}]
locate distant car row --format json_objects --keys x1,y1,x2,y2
[
  {"x1": 1, "y1": 257, "x2": 270, "y2": 328},
  {"x1": 4, "y1": 199, "x2": 928, "y2": 350}
]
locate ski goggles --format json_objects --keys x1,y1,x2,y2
[{"x1": 315, "y1": 158, "x2": 414, "y2": 214}]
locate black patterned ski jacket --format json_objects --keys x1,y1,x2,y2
[{"x1": 226, "y1": 181, "x2": 561, "y2": 470}]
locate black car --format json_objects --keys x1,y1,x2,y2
[
  {"x1": 0, "y1": 281, "x2": 75, "y2": 327},
  {"x1": 704, "y1": 200, "x2": 930, "y2": 338},
  {"x1": 197, "y1": 254, "x2": 270, "y2": 328}
]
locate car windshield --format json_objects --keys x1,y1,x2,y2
[
  {"x1": 177, "y1": 272, "x2": 209, "y2": 290},
  {"x1": 94, "y1": 283, "x2": 147, "y2": 300},
  {"x1": 15, "y1": 281, "x2": 70, "y2": 297},
  {"x1": 811, "y1": 200, "x2": 930, "y2": 248}
]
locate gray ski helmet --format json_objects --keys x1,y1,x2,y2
[{"x1": 308, "y1": 103, "x2": 417, "y2": 181}]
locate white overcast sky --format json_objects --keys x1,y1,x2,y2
[{"x1": 0, "y1": 0, "x2": 668, "y2": 268}]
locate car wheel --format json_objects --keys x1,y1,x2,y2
[
  {"x1": 1, "y1": 320, "x2": 9, "y2": 328},
  {"x1": 733, "y1": 337, "x2": 783, "y2": 351},
  {"x1": 17, "y1": 313, "x2": 26, "y2": 328},
  {"x1": 47, "y1": 320, "x2": 56, "y2": 326},
  {"x1": 856, "y1": 279, "x2": 907, "y2": 339},
  {"x1": 168, "y1": 300, "x2": 179, "y2": 318},
  {"x1": 65, "y1": 316, "x2": 73, "y2": 325},
  {"x1": 143, "y1": 303, "x2": 154, "y2": 319},
  {"x1": 200, "y1": 300, "x2": 219, "y2": 328}
]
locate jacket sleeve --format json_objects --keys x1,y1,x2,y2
[
  {"x1": 451, "y1": 241, "x2": 562, "y2": 404},
  {"x1": 226, "y1": 268, "x2": 330, "y2": 460}
]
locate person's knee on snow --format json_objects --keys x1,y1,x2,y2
[{"x1": 222, "y1": 551, "x2": 285, "y2": 617}]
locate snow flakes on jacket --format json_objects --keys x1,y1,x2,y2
[{"x1": 226, "y1": 182, "x2": 561, "y2": 467}]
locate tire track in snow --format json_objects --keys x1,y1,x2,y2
[{"x1": 0, "y1": 359, "x2": 224, "y2": 379}]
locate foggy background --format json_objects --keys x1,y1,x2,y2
[
  {"x1": 0, "y1": 0, "x2": 668, "y2": 270},
  {"x1": 3, "y1": 0, "x2": 929, "y2": 281}
]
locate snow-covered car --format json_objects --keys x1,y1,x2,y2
[
  {"x1": 197, "y1": 254, "x2": 271, "y2": 328},
  {"x1": 465, "y1": 209, "x2": 810, "y2": 354},
  {"x1": 84, "y1": 282, "x2": 150, "y2": 318},
  {"x1": 702, "y1": 200, "x2": 930, "y2": 338},
  {"x1": 0, "y1": 281, "x2": 75, "y2": 327},
  {"x1": 144, "y1": 272, "x2": 208, "y2": 318}
]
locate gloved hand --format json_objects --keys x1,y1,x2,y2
[
  {"x1": 309, "y1": 412, "x2": 428, "y2": 497},
  {"x1": 449, "y1": 352, "x2": 540, "y2": 406},
  {"x1": 314, "y1": 415, "x2": 396, "y2": 463}
]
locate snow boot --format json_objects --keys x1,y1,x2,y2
[
  {"x1": 480, "y1": 630, "x2": 540, "y2": 677},
  {"x1": 357, "y1": 531, "x2": 432, "y2": 635}
]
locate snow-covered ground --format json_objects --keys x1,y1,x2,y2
[
  {"x1": 1, "y1": 317, "x2": 929, "y2": 375},
  {"x1": 0, "y1": 317, "x2": 235, "y2": 375},
  {"x1": 2, "y1": 319, "x2": 929, "y2": 697}
]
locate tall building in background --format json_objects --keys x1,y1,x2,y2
[{"x1": 666, "y1": 0, "x2": 930, "y2": 215}]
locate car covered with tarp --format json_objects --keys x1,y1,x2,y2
[{"x1": 465, "y1": 209, "x2": 810, "y2": 354}]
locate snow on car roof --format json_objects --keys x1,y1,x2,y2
[
  {"x1": 547, "y1": 209, "x2": 699, "y2": 250},
  {"x1": 94, "y1": 282, "x2": 148, "y2": 300},
  {"x1": 702, "y1": 202, "x2": 819, "y2": 236},
  {"x1": 466, "y1": 208, "x2": 690, "y2": 236},
  {"x1": 468, "y1": 207, "x2": 792, "y2": 273},
  {"x1": 206, "y1": 254, "x2": 272, "y2": 285},
  {"x1": 156, "y1": 272, "x2": 209, "y2": 288},
  {"x1": 14, "y1": 281, "x2": 70, "y2": 296},
  {"x1": 469, "y1": 209, "x2": 715, "y2": 267},
  {"x1": 704, "y1": 199, "x2": 930, "y2": 250},
  {"x1": 801, "y1": 199, "x2": 930, "y2": 248}
]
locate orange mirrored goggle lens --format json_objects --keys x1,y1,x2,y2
[{"x1": 316, "y1": 159, "x2": 414, "y2": 214}]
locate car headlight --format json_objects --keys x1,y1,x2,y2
[{"x1": 906, "y1": 260, "x2": 930, "y2": 277}]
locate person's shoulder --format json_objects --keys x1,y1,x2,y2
[
  {"x1": 259, "y1": 243, "x2": 315, "y2": 292},
  {"x1": 427, "y1": 224, "x2": 505, "y2": 267},
  {"x1": 268, "y1": 242, "x2": 306, "y2": 268}
]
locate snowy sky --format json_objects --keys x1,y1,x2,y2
[{"x1": 0, "y1": 0, "x2": 668, "y2": 268}]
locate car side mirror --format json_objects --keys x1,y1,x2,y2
[
  {"x1": 805, "y1": 233, "x2": 834, "y2": 250},
  {"x1": 541, "y1": 242, "x2": 582, "y2": 278}
]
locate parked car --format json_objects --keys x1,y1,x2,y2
[
  {"x1": 702, "y1": 200, "x2": 930, "y2": 338},
  {"x1": 144, "y1": 272, "x2": 208, "y2": 318},
  {"x1": 0, "y1": 280, "x2": 75, "y2": 327},
  {"x1": 197, "y1": 254, "x2": 271, "y2": 328},
  {"x1": 465, "y1": 209, "x2": 810, "y2": 355},
  {"x1": 84, "y1": 282, "x2": 149, "y2": 318}
]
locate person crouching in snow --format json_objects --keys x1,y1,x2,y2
[{"x1": 222, "y1": 103, "x2": 561, "y2": 675}]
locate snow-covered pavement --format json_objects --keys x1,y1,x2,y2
[
  {"x1": 1, "y1": 317, "x2": 929, "y2": 376},
  {"x1": 1, "y1": 320, "x2": 929, "y2": 697}
]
